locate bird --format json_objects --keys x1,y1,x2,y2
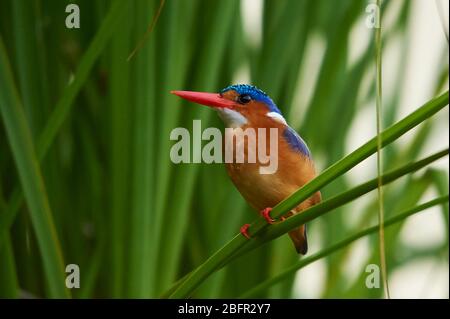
[{"x1": 171, "y1": 84, "x2": 321, "y2": 254}]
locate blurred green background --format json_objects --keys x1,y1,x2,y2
[{"x1": 0, "y1": 0, "x2": 448, "y2": 298}]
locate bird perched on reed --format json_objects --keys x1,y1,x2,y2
[{"x1": 171, "y1": 84, "x2": 321, "y2": 254}]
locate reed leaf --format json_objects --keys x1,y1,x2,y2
[
  {"x1": 241, "y1": 195, "x2": 449, "y2": 297},
  {"x1": 0, "y1": 38, "x2": 69, "y2": 298}
]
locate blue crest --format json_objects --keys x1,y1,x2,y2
[{"x1": 220, "y1": 84, "x2": 282, "y2": 114}]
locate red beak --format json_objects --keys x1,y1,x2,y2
[{"x1": 170, "y1": 90, "x2": 235, "y2": 109}]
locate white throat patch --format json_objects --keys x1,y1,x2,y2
[
  {"x1": 267, "y1": 112, "x2": 287, "y2": 125},
  {"x1": 216, "y1": 108, "x2": 248, "y2": 128}
]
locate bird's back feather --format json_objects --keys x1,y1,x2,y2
[{"x1": 283, "y1": 126, "x2": 311, "y2": 157}]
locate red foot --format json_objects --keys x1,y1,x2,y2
[
  {"x1": 240, "y1": 223, "x2": 251, "y2": 239},
  {"x1": 260, "y1": 207, "x2": 275, "y2": 224}
]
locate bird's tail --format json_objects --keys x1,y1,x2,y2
[
  {"x1": 288, "y1": 224, "x2": 308, "y2": 255},
  {"x1": 286, "y1": 191, "x2": 321, "y2": 254}
]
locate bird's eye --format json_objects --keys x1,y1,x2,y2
[{"x1": 238, "y1": 94, "x2": 252, "y2": 104}]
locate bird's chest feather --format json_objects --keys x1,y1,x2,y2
[{"x1": 224, "y1": 128, "x2": 316, "y2": 211}]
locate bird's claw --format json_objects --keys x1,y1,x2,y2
[
  {"x1": 240, "y1": 223, "x2": 251, "y2": 239},
  {"x1": 241, "y1": 207, "x2": 276, "y2": 239},
  {"x1": 260, "y1": 207, "x2": 275, "y2": 224}
]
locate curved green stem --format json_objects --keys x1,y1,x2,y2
[
  {"x1": 241, "y1": 195, "x2": 449, "y2": 298},
  {"x1": 235, "y1": 149, "x2": 449, "y2": 252},
  {"x1": 164, "y1": 148, "x2": 448, "y2": 298}
]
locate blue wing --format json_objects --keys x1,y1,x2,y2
[{"x1": 283, "y1": 126, "x2": 311, "y2": 157}]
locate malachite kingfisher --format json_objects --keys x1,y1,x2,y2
[{"x1": 171, "y1": 84, "x2": 321, "y2": 254}]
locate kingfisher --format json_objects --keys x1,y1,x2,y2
[{"x1": 171, "y1": 84, "x2": 321, "y2": 254}]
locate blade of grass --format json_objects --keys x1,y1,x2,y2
[
  {"x1": 36, "y1": 0, "x2": 128, "y2": 161},
  {"x1": 127, "y1": 0, "x2": 165, "y2": 61},
  {"x1": 241, "y1": 195, "x2": 449, "y2": 297},
  {"x1": 0, "y1": 37, "x2": 69, "y2": 298},
  {"x1": 301, "y1": 0, "x2": 365, "y2": 148},
  {"x1": 343, "y1": 170, "x2": 441, "y2": 298},
  {"x1": 425, "y1": 168, "x2": 449, "y2": 246},
  {"x1": 151, "y1": 0, "x2": 192, "y2": 296},
  {"x1": 0, "y1": 0, "x2": 129, "y2": 251},
  {"x1": 324, "y1": 113, "x2": 436, "y2": 296},
  {"x1": 78, "y1": 239, "x2": 105, "y2": 299},
  {"x1": 0, "y1": 184, "x2": 19, "y2": 298},
  {"x1": 163, "y1": 148, "x2": 448, "y2": 297},
  {"x1": 0, "y1": 234, "x2": 19, "y2": 298},
  {"x1": 127, "y1": 0, "x2": 156, "y2": 298},
  {"x1": 108, "y1": 0, "x2": 131, "y2": 298},
  {"x1": 374, "y1": 0, "x2": 390, "y2": 299},
  {"x1": 12, "y1": 0, "x2": 47, "y2": 134},
  {"x1": 245, "y1": 150, "x2": 448, "y2": 247},
  {"x1": 255, "y1": 0, "x2": 307, "y2": 100},
  {"x1": 272, "y1": 91, "x2": 448, "y2": 221}
]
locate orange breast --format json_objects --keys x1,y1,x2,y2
[{"x1": 224, "y1": 124, "x2": 317, "y2": 212}]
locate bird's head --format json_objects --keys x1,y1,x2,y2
[{"x1": 171, "y1": 84, "x2": 287, "y2": 128}]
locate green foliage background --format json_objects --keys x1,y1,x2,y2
[{"x1": 0, "y1": 0, "x2": 448, "y2": 298}]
